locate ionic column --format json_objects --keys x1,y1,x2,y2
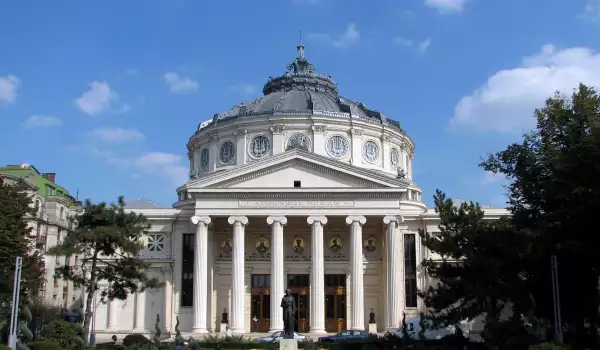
[
  {"x1": 228, "y1": 216, "x2": 249, "y2": 333},
  {"x1": 267, "y1": 216, "x2": 287, "y2": 331},
  {"x1": 384, "y1": 215, "x2": 404, "y2": 329},
  {"x1": 107, "y1": 298, "x2": 118, "y2": 330},
  {"x1": 191, "y1": 215, "x2": 211, "y2": 333},
  {"x1": 346, "y1": 216, "x2": 366, "y2": 330},
  {"x1": 308, "y1": 216, "x2": 327, "y2": 334},
  {"x1": 133, "y1": 289, "x2": 146, "y2": 331}
]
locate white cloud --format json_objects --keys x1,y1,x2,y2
[
  {"x1": 450, "y1": 44, "x2": 600, "y2": 133},
  {"x1": 392, "y1": 37, "x2": 412, "y2": 47},
  {"x1": 310, "y1": 24, "x2": 360, "y2": 50},
  {"x1": 481, "y1": 171, "x2": 505, "y2": 185},
  {"x1": 581, "y1": 0, "x2": 600, "y2": 23},
  {"x1": 88, "y1": 127, "x2": 145, "y2": 143},
  {"x1": 75, "y1": 81, "x2": 122, "y2": 115},
  {"x1": 425, "y1": 0, "x2": 467, "y2": 13},
  {"x1": 0, "y1": 75, "x2": 20, "y2": 103},
  {"x1": 417, "y1": 38, "x2": 431, "y2": 53},
  {"x1": 24, "y1": 115, "x2": 62, "y2": 128},
  {"x1": 229, "y1": 84, "x2": 257, "y2": 95},
  {"x1": 163, "y1": 72, "x2": 198, "y2": 94},
  {"x1": 92, "y1": 149, "x2": 188, "y2": 186}
]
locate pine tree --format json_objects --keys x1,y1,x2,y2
[
  {"x1": 419, "y1": 190, "x2": 532, "y2": 332},
  {"x1": 0, "y1": 178, "x2": 44, "y2": 324},
  {"x1": 49, "y1": 196, "x2": 161, "y2": 344}
]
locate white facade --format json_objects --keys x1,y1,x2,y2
[{"x1": 92, "y1": 48, "x2": 508, "y2": 335}]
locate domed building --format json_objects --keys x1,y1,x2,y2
[{"x1": 92, "y1": 44, "x2": 507, "y2": 336}]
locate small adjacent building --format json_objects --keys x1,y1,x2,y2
[{"x1": 0, "y1": 163, "x2": 83, "y2": 308}]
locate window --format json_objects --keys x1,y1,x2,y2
[
  {"x1": 362, "y1": 140, "x2": 380, "y2": 163},
  {"x1": 59, "y1": 207, "x2": 64, "y2": 219},
  {"x1": 287, "y1": 274, "x2": 309, "y2": 287},
  {"x1": 326, "y1": 135, "x2": 349, "y2": 158},
  {"x1": 293, "y1": 181, "x2": 301, "y2": 188},
  {"x1": 147, "y1": 234, "x2": 165, "y2": 252},
  {"x1": 404, "y1": 234, "x2": 418, "y2": 308},
  {"x1": 325, "y1": 274, "x2": 346, "y2": 287},
  {"x1": 57, "y1": 228, "x2": 61, "y2": 242},
  {"x1": 180, "y1": 233, "x2": 195, "y2": 307},
  {"x1": 200, "y1": 149, "x2": 209, "y2": 169},
  {"x1": 249, "y1": 135, "x2": 270, "y2": 159},
  {"x1": 219, "y1": 141, "x2": 236, "y2": 164},
  {"x1": 251, "y1": 274, "x2": 271, "y2": 288}
]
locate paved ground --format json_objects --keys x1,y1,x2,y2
[{"x1": 91, "y1": 332, "x2": 343, "y2": 344}]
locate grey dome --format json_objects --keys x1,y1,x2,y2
[{"x1": 201, "y1": 45, "x2": 402, "y2": 131}]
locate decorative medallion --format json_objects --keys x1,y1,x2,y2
[
  {"x1": 363, "y1": 236, "x2": 377, "y2": 252},
  {"x1": 249, "y1": 135, "x2": 270, "y2": 159},
  {"x1": 221, "y1": 238, "x2": 233, "y2": 253},
  {"x1": 255, "y1": 236, "x2": 270, "y2": 254},
  {"x1": 390, "y1": 147, "x2": 400, "y2": 168},
  {"x1": 219, "y1": 141, "x2": 236, "y2": 164},
  {"x1": 147, "y1": 234, "x2": 165, "y2": 252},
  {"x1": 286, "y1": 133, "x2": 311, "y2": 151},
  {"x1": 292, "y1": 236, "x2": 305, "y2": 254},
  {"x1": 200, "y1": 149, "x2": 209, "y2": 169},
  {"x1": 362, "y1": 140, "x2": 380, "y2": 163},
  {"x1": 328, "y1": 236, "x2": 344, "y2": 251},
  {"x1": 326, "y1": 135, "x2": 349, "y2": 158}
]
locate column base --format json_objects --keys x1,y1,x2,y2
[
  {"x1": 131, "y1": 328, "x2": 146, "y2": 333},
  {"x1": 230, "y1": 327, "x2": 245, "y2": 334},
  {"x1": 368, "y1": 323, "x2": 377, "y2": 334},
  {"x1": 106, "y1": 327, "x2": 117, "y2": 331},
  {"x1": 308, "y1": 328, "x2": 327, "y2": 334},
  {"x1": 192, "y1": 328, "x2": 209, "y2": 334}
]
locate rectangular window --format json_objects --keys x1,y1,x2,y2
[
  {"x1": 251, "y1": 274, "x2": 271, "y2": 288},
  {"x1": 180, "y1": 233, "x2": 195, "y2": 307},
  {"x1": 404, "y1": 233, "x2": 418, "y2": 308},
  {"x1": 57, "y1": 228, "x2": 61, "y2": 242}
]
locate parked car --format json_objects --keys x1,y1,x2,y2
[
  {"x1": 391, "y1": 316, "x2": 469, "y2": 340},
  {"x1": 255, "y1": 331, "x2": 307, "y2": 343},
  {"x1": 318, "y1": 330, "x2": 374, "y2": 342}
]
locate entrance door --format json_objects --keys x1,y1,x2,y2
[
  {"x1": 325, "y1": 274, "x2": 346, "y2": 332},
  {"x1": 251, "y1": 274, "x2": 271, "y2": 332},
  {"x1": 287, "y1": 274, "x2": 310, "y2": 333}
]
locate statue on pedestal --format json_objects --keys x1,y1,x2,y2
[{"x1": 280, "y1": 289, "x2": 296, "y2": 338}]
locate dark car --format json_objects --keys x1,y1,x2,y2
[{"x1": 318, "y1": 330, "x2": 374, "y2": 342}]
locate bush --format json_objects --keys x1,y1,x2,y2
[
  {"x1": 0, "y1": 345, "x2": 12, "y2": 350},
  {"x1": 41, "y1": 319, "x2": 81, "y2": 350},
  {"x1": 122, "y1": 334, "x2": 150, "y2": 347},
  {"x1": 28, "y1": 340, "x2": 61, "y2": 350}
]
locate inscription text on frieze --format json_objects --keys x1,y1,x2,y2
[{"x1": 238, "y1": 200, "x2": 355, "y2": 208}]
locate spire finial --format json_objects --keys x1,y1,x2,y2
[{"x1": 297, "y1": 30, "x2": 305, "y2": 58}]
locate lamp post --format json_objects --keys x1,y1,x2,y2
[{"x1": 8, "y1": 257, "x2": 23, "y2": 350}]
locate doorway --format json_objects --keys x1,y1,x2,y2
[
  {"x1": 287, "y1": 274, "x2": 310, "y2": 333},
  {"x1": 251, "y1": 274, "x2": 271, "y2": 332},
  {"x1": 325, "y1": 274, "x2": 346, "y2": 332}
]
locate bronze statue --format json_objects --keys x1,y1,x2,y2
[{"x1": 280, "y1": 289, "x2": 296, "y2": 337}]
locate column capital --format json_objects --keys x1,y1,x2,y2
[
  {"x1": 228, "y1": 216, "x2": 249, "y2": 226},
  {"x1": 307, "y1": 216, "x2": 328, "y2": 226},
  {"x1": 191, "y1": 216, "x2": 211, "y2": 225},
  {"x1": 383, "y1": 215, "x2": 404, "y2": 225},
  {"x1": 345, "y1": 215, "x2": 366, "y2": 226},
  {"x1": 266, "y1": 216, "x2": 287, "y2": 225}
]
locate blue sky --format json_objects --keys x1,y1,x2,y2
[{"x1": 1, "y1": 0, "x2": 599, "y2": 208}]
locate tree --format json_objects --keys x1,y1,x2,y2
[
  {"x1": 49, "y1": 196, "x2": 161, "y2": 344},
  {"x1": 481, "y1": 84, "x2": 600, "y2": 328},
  {"x1": 418, "y1": 191, "x2": 532, "y2": 336},
  {"x1": 0, "y1": 178, "x2": 44, "y2": 325}
]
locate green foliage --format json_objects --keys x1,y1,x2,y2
[
  {"x1": 418, "y1": 190, "x2": 532, "y2": 329},
  {"x1": 27, "y1": 340, "x2": 61, "y2": 350},
  {"x1": 41, "y1": 319, "x2": 82, "y2": 350},
  {"x1": 153, "y1": 314, "x2": 161, "y2": 346},
  {"x1": 0, "y1": 178, "x2": 45, "y2": 321},
  {"x1": 481, "y1": 83, "x2": 600, "y2": 326},
  {"x1": 174, "y1": 316, "x2": 183, "y2": 345},
  {"x1": 17, "y1": 296, "x2": 34, "y2": 350},
  {"x1": 48, "y1": 196, "x2": 162, "y2": 344},
  {"x1": 122, "y1": 334, "x2": 149, "y2": 347},
  {"x1": 531, "y1": 342, "x2": 571, "y2": 350},
  {"x1": 0, "y1": 345, "x2": 11, "y2": 350}
]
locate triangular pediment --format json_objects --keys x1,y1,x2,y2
[{"x1": 184, "y1": 149, "x2": 408, "y2": 190}]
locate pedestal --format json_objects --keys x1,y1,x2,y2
[
  {"x1": 279, "y1": 339, "x2": 298, "y2": 350},
  {"x1": 368, "y1": 323, "x2": 378, "y2": 334},
  {"x1": 220, "y1": 323, "x2": 229, "y2": 333}
]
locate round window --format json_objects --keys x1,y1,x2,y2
[
  {"x1": 362, "y1": 140, "x2": 380, "y2": 163},
  {"x1": 219, "y1": 141, "x2": 236, "y2": 164},
  {"x1": 249, "y1": 135, "x2": 270, "y2": 158},
  {"x1": 326, "y1": 135, "x2": 349, "y2": 158}
]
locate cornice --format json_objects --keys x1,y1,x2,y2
[{"x1": 192, "y1": 192, "x2": 403, "y2": 199}]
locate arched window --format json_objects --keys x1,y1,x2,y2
[{"x1": 59, "y1": 207, "x2": 64, "y2": 220}]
